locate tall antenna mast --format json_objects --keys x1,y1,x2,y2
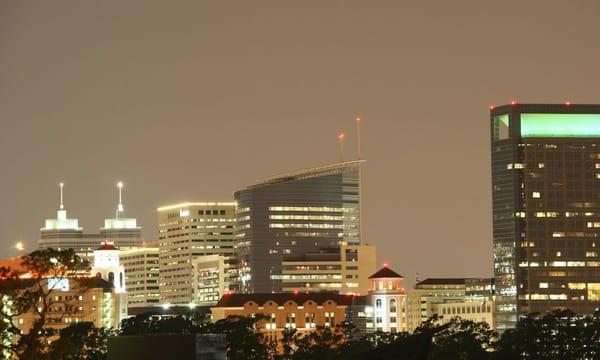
[
  {"x1": 356, "y1": 116, "x2": 362, "y2": 160},
  {"x1": 116, "y1": 181, "x2": 124, "y2": 218},
  {"x1": 338, "y1": 132, "x2": 345, "y2": 163},
  {"x1": 59, "y1": 182, "x2": 64, "y2": 210}
]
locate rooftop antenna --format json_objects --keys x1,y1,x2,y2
[
  {"x1": 116, "y1": 181, "x2": 124, "y2": 218},
  {"x1": 338, "y1": 131, "x2": 345, "y2": 163},
  {"x1": 356, "y1": 116, "x2": 362, "y2": 160},
  {"x1": 59, "y1": 182, "x2": 64, "y2": 210}
]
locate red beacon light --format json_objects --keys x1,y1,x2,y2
[
  {"x1": 510, "y1": 100, "x2": 517, "y2": 106},
  {"x1": 489, "y1": 105, "x2": 495, "y2": 110},
  {"x1": 566, "y1": 101, "x2": 571, "y2": 106},
  {"x1": 293, "y1": 290, "x2": 299, "y2": 295}
]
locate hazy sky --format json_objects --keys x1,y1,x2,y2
[{"x1": 2, "y1": 1, "x2": 600, "y2": 284}]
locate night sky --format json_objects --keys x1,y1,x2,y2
[{"x1": 2, "y1": 1, "x2": 600, "y2": 285}]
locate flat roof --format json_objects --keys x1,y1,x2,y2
[
  {"x1": 249, "y1": 160, "x2": 364, "y2": 188},
  {"x1": 157, "y1": 202, "x2": 237, "y2": 212}
]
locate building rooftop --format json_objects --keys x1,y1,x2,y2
[
  {"x1": 369, "y1": 266, "x2": 403, "y2": 279},
  {"x1": 215, "y1": 292, "x2": 366, "y2": 307},
  {"x1": 416, "y1": 278, "x2": 466, "y2": 286},
  {"x1": 157, "y1": 202, "x2": 237, "y2": 212},
  {"x1": 249, "y1": 160, "x2": 364, "y2": 188}
]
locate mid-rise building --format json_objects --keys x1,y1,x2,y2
[
  {"x1": 158, "y1": 203, "x2": 236, "y2": 305},
  {"x1": 407, "y1": 278, "x2": 467, "y2": 332},
  {"x1": 276, "y1": 244, "x2": 376, "y2": 295},
  {"x1": 491, "y1": 104, "x2": 600, "y2": 330},
  {"x1": 211, "y1": 293, "x2": 361, "y2": 349},
  {"x1": 191, "y1": 254, "x2": 237, "y2": 306},
  {"x1": 120, "y1": 245, "x2": 160, "y2": 308},
  {"x1": 406, "y1": 278, "x2": 494, "y2": 332},
  {"x1": 235, "y1": 161, "x2": 362, "y2": 293},
  {"x1": 2, "y1": 276, "x2": 126, "y2": 358}
]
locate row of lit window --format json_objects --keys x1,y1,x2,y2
[
  {"x1": 269, "y1": 206, "x2": 356, "y2": 213},
  {"x1": 269, "y1": 215, "x2": 345, "y2": 221},
  {"x1": 269, "y1": 223, "x2": 345, "y2": 229},
  {"x1": 518, "y1": 261, "x2": 600, "y2": 267}
]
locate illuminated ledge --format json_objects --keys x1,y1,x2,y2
[
  {"x1": 251, "y1": 160, "x2": 365, "y2": 187},
  {"x1": 522, "y1": 113, "x2": 600, "y2": 137},
  {"x1": 157, "y1": 202, "x2": 237, "y2": 211}
]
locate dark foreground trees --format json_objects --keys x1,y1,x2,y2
[
  {"x1": 495, "y1": 309, "x2": 600, "y2": 360},
  {"x1": 0, "y1": 248, "x2": 91, "y2": 359}
]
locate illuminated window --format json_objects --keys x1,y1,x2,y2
[
  {"x1": 589, "y1": 284, "x2": 600, "y2": 300},
  {"x1": 586, "y1": 251, "x2": 597, "y2": 257},
  {"x1": 539, "y1": 283, "x2": 548, "y2": 288},
  {"x1": 532, "y1": 192, "x2": 541, "y2": 198},
  {"x1": 568, "y1": 283, "x2": 586, "y2": 290},
  {"x1": 549, "y1": 271, "x2": 566, "y2": 277}
]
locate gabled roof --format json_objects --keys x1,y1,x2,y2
[
  {"x1": 369, "y1": 267, "x2": 403, "y2": 279},
  {"x1": 215, "y1": 293, "x2": 366, "y2": 308}
]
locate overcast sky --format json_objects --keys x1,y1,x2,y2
[{"x1": 2, "y1": 1, "x2": 600, "y2": 284}]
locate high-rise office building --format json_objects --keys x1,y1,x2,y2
[
  {"x1": 235, "y1": 161, "x2": 362, "y2": 293},
  {"x1": 39, "y1": 183, "x2": 90, "y2": 258},
  {"x1": 157, "y1": 202, "x2": 236, "y2": 305},
  {"x1": 491, "y1": 103, "x2": 600, "y2": 331},
  {"x1": 99, "y1": 182, "x2": 142, "y2": 249},
  {"x1": 190, "y1": 254, "x2": 237, "y2": 306},
  {"x1": 120, "y1": 245, "x2": 160, "y2": 308},
  {"x1": 277, "y1": 244, "x2": 376, "y2": 294},
  {"x1": 39, "y1": 183, "x2": 143, "y2": 261}
]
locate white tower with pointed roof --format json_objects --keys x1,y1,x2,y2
[{"x1": 368, "y1": 266, "x2": 408, "y2": 333}]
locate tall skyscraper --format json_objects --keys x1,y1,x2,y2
[
  {"x1": 39, "y1": 183, "x2": 88, "y2": 257},
  {"x1": 157, "y1": 202, "x2": 236, "y2": 305},
  {"x1": 99, "y1": 182, "x2": 142, "y2": 248},
  {"x1": 235, "y1": 160, "x2": 362, "y2": 293},
  {"x1": 39, "y1": 182, "x2": 143, "y2": 260},
  {"x1": 491, "y1": 104, "x2": 600, "y2": 331}
]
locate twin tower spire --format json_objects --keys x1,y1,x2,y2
[{"x1": 58, "y1": 181, "x2": 127, "y2": 219}]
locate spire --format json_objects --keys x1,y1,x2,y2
[
  {"x1": 59, "y1": 182, "x2": 64, "y2": 210},
  {"x1": 116, "y1": 181, "x2": 124, "y2": 219}
]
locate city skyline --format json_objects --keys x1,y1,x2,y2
[{"x1": 3, "y1": 1, "x2": 600, "y2": 286}]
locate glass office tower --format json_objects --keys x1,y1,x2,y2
[
  {"x1": 491, "y1": 104, "x2": 600, "y2": 331},
  {"x1": 235, "y1": 161, "x2": 362, "y2": 293}
]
